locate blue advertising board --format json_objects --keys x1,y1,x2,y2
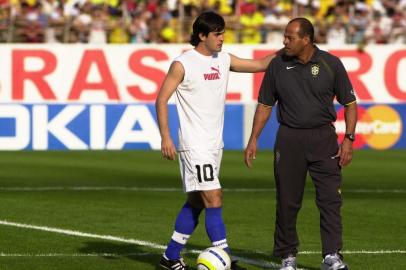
[{"x1": 0, "y1": 103, "x2": 404, "y2": 150}]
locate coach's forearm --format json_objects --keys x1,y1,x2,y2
[
  {"x1": 344, "y1": 102, "x2": 357, "y2": 134},
  {"x1": 248, "y1": 104, "x2": 273, "y2": 144}
]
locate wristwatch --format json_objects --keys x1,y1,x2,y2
[{"x1": 345, "y1": 133, "x2": 355, "y2": 142}]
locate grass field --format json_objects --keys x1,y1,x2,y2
[{"x1": 0, "y1": 150, "x2": 405, "y2": 270}]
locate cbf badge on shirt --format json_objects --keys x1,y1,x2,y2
[{"x1": 311, "y1": 64, "x2": 320, "y2": 77}]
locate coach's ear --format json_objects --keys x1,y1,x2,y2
[{"x1": 303, "y1": 35, "x2": 311, "y2": 46}]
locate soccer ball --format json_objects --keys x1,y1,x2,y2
[{"x1": 196, "y1": 247, "x2": 231, "y2": 270}]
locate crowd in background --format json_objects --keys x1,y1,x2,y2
[{"x1": 0, "y1": 0, "x2": 405, "y2": 44}]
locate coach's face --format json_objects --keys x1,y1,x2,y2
[{"x1": 283, "y1": 21, "x2": 307, "y2": 57}]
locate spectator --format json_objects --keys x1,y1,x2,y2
[
  {"x1": 327, "y1": 17, "x2": 347, "y2": 44},
  {"x1": 262, "y1": 6, "x2": 290, "y2": 44},
  {"x1": 129, "y1": 11, "x2": 149, "y2": 43},
  {"x1": 239, "y1": 0, "x2": 264, "y2": 43},
  {"x1": 0, "y1": 3, "x2": 11, "y2": 42},
  {"x1": 38, "y1": 0, "x2": 65, "y2": 42},
  {"x1": 1, "y1": 0, "x2": 405, "y2": 44},
  {"x1": 72, "y1": 1, "x2": 93, "y2": 42},
  {"x1": 88, "y1": 6, "x2": 109, "y2": 44},
  {"x1": 388, "y1": 12, "x2": 406, "y2": 43},
  {"x1": 364, "y1": 11, "x2": 392, "y2": 44},
  {"x1": 348, "y1": 6, "x2": 369, "y2": 44},
  {"x1": 109, "y1": 17, "x2": 130, "y2": 43}
]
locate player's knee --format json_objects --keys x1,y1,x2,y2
[
  {"x1": 203, "y1": 196, "x2": 223, "y2": 208},
  {"x1": 201, "y1": 190, "x2": 223, "y2": 208}
]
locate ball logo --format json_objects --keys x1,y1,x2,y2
[
  {"x1": 335, "y1": 105, "x2": 402, "y2": 149},
  {"x1": 311, "y1": 64, "x2": 320, "y2": 77}
]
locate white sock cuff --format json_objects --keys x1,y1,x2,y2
[
  {"x1": 212, "y1": 239, "x2": 228, "y2": 249},
  {"x1": 172, "y1": 231, "x2": 190, "y2": 245}
]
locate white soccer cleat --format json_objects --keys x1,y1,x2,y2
[{"x1": 321, "y1": 253, "x2": 349, "y2": 270}]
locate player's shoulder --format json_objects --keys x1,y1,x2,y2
[
  {"x1": 175, "y1": 49, "x2": 195, "y2": 61},
  {"x1": 174, "y1": 49, "x2": 198, "y2": 70}
]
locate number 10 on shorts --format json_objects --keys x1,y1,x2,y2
[{"x1": 195, "y1": 164, "x2": 214, "y2": 182}]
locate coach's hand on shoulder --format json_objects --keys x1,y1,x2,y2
[
  {"x1": 161, "y1": 136, "x2": 177, "y2": 160},
  {"x1": 244, "y1": 141, "x2": 257, "y2": 168}
]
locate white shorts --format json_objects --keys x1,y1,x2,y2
[{"x1": 178, "y1": 148, "x2": 223, "y2": 193}]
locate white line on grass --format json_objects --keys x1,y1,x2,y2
[
  {"x1": 1, "y1": 186, "x2": 405, "y2": 194},
  {"x1": 1, "y1": 220, "x2": 405, "y2": 269},
  {"x1": 0, "y1": 220, "x2": 280, "y2": 269},
  {"x1": 300, "y1": 250, "x2": 406, "y2": 254},
  {"x1": 0, "y1": 220, "x2": 166, "y2": 250},
  {"x1": 0, "y1": 252, "x2": 155, "y2": 257}
]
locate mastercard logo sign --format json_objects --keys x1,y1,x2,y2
[{"x1": 335, "y1": 105, "x2": 403, "y2": 149}]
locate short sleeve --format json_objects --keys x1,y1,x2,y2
[
  {"x1": 334, "y1": 58, "x2": 356, "y2": 105},
  {"x1": 258, "y1": 61, "x2": 277, "y2": 106}
]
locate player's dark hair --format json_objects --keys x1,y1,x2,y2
[
  {"x1": 190, "y1": 11, "x2": 225, "y2": 46},
  {"x1": 289, "y1": 17, "x2": 314, "y2": 43}
]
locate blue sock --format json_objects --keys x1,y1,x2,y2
[
  {"x1": 205, "y1": 207, "x2": 231, "y2": 254},
  {"x1": 164, "y1": 202, "x2": 202, "y2": 260}
]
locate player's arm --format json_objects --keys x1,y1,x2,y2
[
  {"x1": 155, "y1": 61, "x2": 184, "y2": 160},
  {"x1": 244, "y1": 103, "x2": 273, "y2": 168},
  {"x1": 229, "y1": 53, "x2": 274, "y2": 73},
  {"x1": 336, "y1": 101, "x2": 357, "y2": 167}
]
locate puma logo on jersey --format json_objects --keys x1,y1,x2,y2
[
  {"x1": 204, "y1": 73, "x2": 220, "y2": 80},
  {"x1": 211, "y1": 67, "x2": 221, "y2": 74},
  {"x1": 204, "y1": 66, "x2": 221, "y2": 80}
]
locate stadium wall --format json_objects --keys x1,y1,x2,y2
[{"x1": 0, "y1": 44, "x2": 405, "y2": 150}]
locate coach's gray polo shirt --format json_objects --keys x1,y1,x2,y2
[{"x1": 258, "y1": 46, "x2": 356, "y2": 129}]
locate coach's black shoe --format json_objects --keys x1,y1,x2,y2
[
  {"x1": 231, "y1": 260, "x2": 247, "y2": 270},
  {"x1": 159, "y1": 255, "x2": 189, "y2": 270}
]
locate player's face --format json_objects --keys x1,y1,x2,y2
[
  {"x1": 203, "y1": 30, "x2": 225, "y2": 53},
  {"x1": 283, "y1": 22, "x2": 306, "y2": 57}
]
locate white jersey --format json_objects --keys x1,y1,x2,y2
[{"x1": 174, "y1": 49, "x2": 231, "y2": 151}]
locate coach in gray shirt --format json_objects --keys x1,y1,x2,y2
[{"x1": 244, "y1": 18, "x2": 357, "y2": 270}]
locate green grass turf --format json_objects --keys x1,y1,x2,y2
[{"x1": 0, "y1": 150, "x2": 405, "y2": 269}]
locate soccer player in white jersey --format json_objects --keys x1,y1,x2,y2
[{"x1": 156, "y1": 11, "x2": 274, "y2": 270}]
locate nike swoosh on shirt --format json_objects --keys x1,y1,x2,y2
[{"x1": 286, "y1": 66, "x2": 296, "y2": 69}]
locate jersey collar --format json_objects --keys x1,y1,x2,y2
[{"x1": 308, "y1": 45, "x2": 321, "y2": 63}]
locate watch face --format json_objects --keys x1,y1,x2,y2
[{"x1": 346, "y1": 134, "x2": 355, "y2": 141}]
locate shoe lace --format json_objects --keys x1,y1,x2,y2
[
  {"x1": 325, "y1": 253, "x2": 343, "y2": 266},
  {"x1": 282, "y1": 256, "x2": 296, "y2": 267},
  {"x1": 178, "y1": 258, "x2": 186, "y2": 267},
  {"x1": 169, "y1": 258, "x2": 187, "y2": 270}
]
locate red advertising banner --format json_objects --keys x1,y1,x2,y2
[{"x1": 0, "y1": 44, "x2": 405, "y2": 104}]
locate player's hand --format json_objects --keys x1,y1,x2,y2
[
  {"x1": 244, "y1": 142, "x2": 257, "y2": 168},
  {"x1": 332, "y1": 139, "x2": 353, "y2": 167},
  {"x1": 161, "y1": 136, "x2": 177, "y2": 160}
]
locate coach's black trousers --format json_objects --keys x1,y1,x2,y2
[{"x1": 272, "y1": 124, "x2": 343, "y2": 258}]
